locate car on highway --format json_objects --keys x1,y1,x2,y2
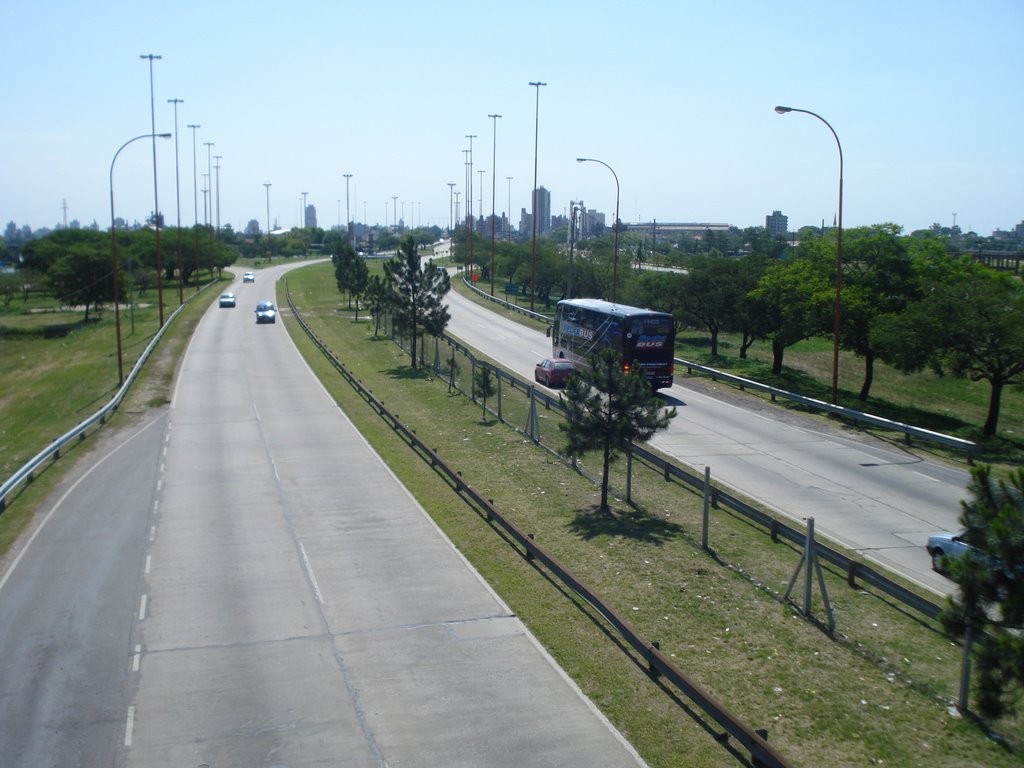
[
  {"x1": 534, "y1": 358, "x2": 575, "y2": 388},
  {"x1": 926, "y1": 531, "x2": 975, "y2": 573},
  {"x1": 218, "y1": 292, "x2": 236, "y2": 308},
  {"x1": 255, "y1": 300, "x2": 277, "y2": 324},
  {"x1": 243, "y1": 272, "x2": 255, "y2": 283}
]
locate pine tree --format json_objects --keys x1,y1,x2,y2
[
  {"x1": 384, "y1": 236, "x2": 450, "y2": 369},
  {"x1": 559, "y1": 349, "x2": 676, "y2": 512}
]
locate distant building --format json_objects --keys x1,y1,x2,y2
[
  {"x1": 305, "y1": 204, "x2": 318, "y2": 229},
  {"x1": 532, "y1": 186, "x2": 552, "y2": 234},
  {"x1": 766, "y1": 210, "x2": 788, "y2": 236}
]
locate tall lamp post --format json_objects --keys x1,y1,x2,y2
[
  {"x1": 528, "y1": 81, "x2": 546, "y2": 311},
  {"x1": 774, "y1": 105, "x2": 844, "y2": 405},
  {"x1": 187, "y1": 123, "x2": 200, "y2": 290},
  {"x1": 167, "y1": 98, "x2": 184, "y2": 305},
  {"x1": 487, "y1": 113, "x2": 501, "y2": 295},
  {"x1": 343, "y1": 173, "x2": 353, "y2": 244},
  {"x1": 111, "y1": 133, "x2": 171, "y2": 386},
  {"x1": 447, "y1": 182, "x2": 456, "y2": 235},
  {"x1": 203, "y1": 141, "x2": 214, "y2": 274},
  {"x1": 576, "y1": 157, "x2": 620, "y2": 303},
  {"x1": 263, "y1": 182, "x2": 272, "y2": 257},
  {"x1": 140, "y1": 54, "x2": 166, "y2": 327}
]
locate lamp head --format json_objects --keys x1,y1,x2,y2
[
  {"x1": 158, "y1": 133, "x2": 172, "y2": 139},
  {"x1": 774, "y1": 106, "x2": 792, "y2": 114},
  {"x1": 576, "y1": 157, "x2": 587, "y2": 163}
]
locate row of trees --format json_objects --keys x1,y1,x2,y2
[
  {"x1": 454, "y1": 224, "x2": 1023, "y2": 437},
  {"x1": 334, "y1": 236, "x2": 450, "y2": 370},
  {"x1": 11, "y1": 228, "x2": 235, "y2": 319}
]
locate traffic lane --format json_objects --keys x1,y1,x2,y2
[
  {"x1": 0, "y1": 413, "x2": 166, "y2": 768},
  {"x1": 443, "y1": 286, "x2": 968, "y2": 595},
  {"x1": 127, "y1": 262, "x2": 645, "y2": 767}
]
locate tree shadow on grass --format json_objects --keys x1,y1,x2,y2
[
  {"x1": 381, "y1": 365, "x2": 432, "y2": 381},
  {"x1": 568, "y1": 503, "x2": 684, "y2": 545}
]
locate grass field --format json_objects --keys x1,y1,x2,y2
[{"x1": 1, "y1": 258, "x2": 1021, "y2": 767}]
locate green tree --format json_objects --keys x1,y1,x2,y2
[
  {"x1": 873, "y1": 259, "x2": 1024, "y2": 436},
  {"x1": 472, "y1": 364, "x2": 496, "y2": 421},
  {"x1": 364, "y1": 273, "x2": 392, "y2": 336},
  {"x1": 559, "y1": 349, "x2": 677, "y2": 513},
  {"x1": 333, "y1": 241, "x2": 361, "y2": 309},
  {"x1": 940, "y1": 465, "x2": 1024, "y2": 718},
  {"x1": 748, "y1": 252, "x2": 832, "y2": 375},
  {"x1": 0, "y1": 273, "x2": 18, "y2": 309},
  {"x1": 385, "y1": 235, "x2": 451, "y2": 370},
  {"x1": 678, "y1": 254, "x2": 750, "y2": 357},
  {"x1": 417, "y1": 264, "x2": 450, "y2": 370},
  {"x1": 836, "y1": 224, "x2": 922, "y2": 401},
  {"x1": 46, "y1": 241, "x2": 112, "y2": 320}
]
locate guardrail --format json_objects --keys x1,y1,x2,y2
[
  {"x1": 286, "y1": 284, "x2": 794, "y2": 768},
  {"x1": 460, "y1": 275, "x2": 977, "y2": 461},
  {"x1": 0, "y1": 283, "x2": 215, "y2": 513}
]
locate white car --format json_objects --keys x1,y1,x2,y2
[
  {"x1": 243, "y1": 272, "x2": 255, "y2": 283},
  {"x1": 255, "y1": 300, "x2": 277, "y2": 324},
  {"x1": 218, "y1": 292, "x2": 236, "y2": 308},
  {"x1": 925, "y1": 531, "x2": 975, "y2": 573}
]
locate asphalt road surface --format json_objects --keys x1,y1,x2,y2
[
  {"x1": 0, "y1": 263, "x2": 646, "y2": 767},
  {"x1": 435, "y1": 243, "x2": 970, "y2": 597}
]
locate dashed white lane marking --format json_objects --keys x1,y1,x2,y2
[
  {"x1": 124, "y1": 705, "x2": 136, "y2": 746},
  {"x1": 132, "y1": 645, "x2": 142, "y2": 672},
  {"x1": 138, "y1": 594, "x2": 147, "y2": 621},
  {"x1": 298, "y1": 541, "x2": 324, "y2": 605},
  {"x1": 144, "y1": 555, "x2": 151, "y2": 574}
]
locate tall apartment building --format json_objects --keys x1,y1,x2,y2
[
  {"x1": 766, "y1": 210, "x2": 788, "y2": 236},
  {"x1": 532, "y1": 186, "x2": 552, "y2": 234}
]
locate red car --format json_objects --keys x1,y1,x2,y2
[{"x1": 534, "y1": 358, "x2": 575, "y2": 388}]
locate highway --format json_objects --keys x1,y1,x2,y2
[
  {"x1": 0, "y1": 262, "x2": 646, "y2": 767},
  {"x1": 434, "y1": 244, "x2": 970, "y2": 597}
]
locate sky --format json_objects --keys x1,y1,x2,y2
[{"x1": 2, "y1": 0, "x2": 1022, "y2": 238}]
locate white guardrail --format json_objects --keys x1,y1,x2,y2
[
  {"x1": 460, "y1": 276, "x2": 977, "y2": 461},
  {"x1": 0, "y1": 283, "x2": 215, "y2": 512}
]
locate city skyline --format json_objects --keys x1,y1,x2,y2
[{"x1": 1, "y1": 1, "x2": 1021, "y2": 238}]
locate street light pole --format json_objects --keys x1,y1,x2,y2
[
  {"x1": 140, "y1": 53, "x2": 166, "y2": 326},
  {"x1": 576, "y1": 157, "x2": 620, "y2": 302},
  {"x1": 187, "y1": 124, "x2": 200, "y2": 290},
  {"x1": 111, "y1": 133, "x2": 172, "y2": 386},
  {"x1": 168, "y1": 98, "x2": 184, "y2": 305},
  {"x1": 447, "y1": 182, "x2": 455, "y2": 235},
  {"x1": 204, "y1": 141, "x2": 214, "y2": 273},
  {"x1": 343, "y1": 173, "x2": 353, "y2": 244},
  {"x1": 263, "y1": 182, "x2": 272, "y2": 257},
  {"x1": 487, "y1": 113, "x2": 501, "y2": 295},
  {"x1": 214, "y1": 155, "x2": 222, "y2": 234},
  {"x1": 775, "y1": 105, "x2": 844, "y2": 405},
  {"x1": 528, "y1": 81, "x2": 546, "y2": 311}
]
